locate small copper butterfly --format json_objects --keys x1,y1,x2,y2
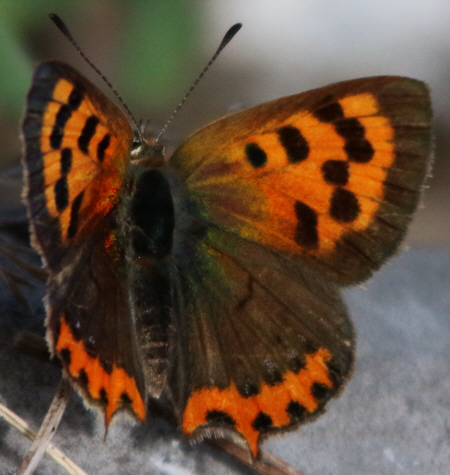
[{"x1": 21, "y1": 15, "x2": 432, "y2": 458}]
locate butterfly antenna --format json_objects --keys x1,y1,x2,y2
[
  {"x1": 156, "y1": 23, "x2": 242, "y2": 142},
  {"x1": 49, "y1": 13, "x2": 144, "y2": 143}
]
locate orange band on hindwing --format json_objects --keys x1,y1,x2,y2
[
  {"x1": 182, "y1": 348, "x2": 333, "y2": 457},
  {"x1": 55, "y1": 316, "x2": 146, "y2": 424}
]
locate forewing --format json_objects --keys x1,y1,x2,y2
[
  {"x1": 171, "y1": 77, "x2": 432, "y2": 285},
  {"x1": 22, "y1": 61, "x2": 145, "y2": 424},
  {"x1": 22, "y1": 60, "x2": 133, "y2": 270}
]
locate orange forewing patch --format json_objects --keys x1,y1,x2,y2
[
  {"x1": 182, "y1": 348, "x2": 332, "y2": 457},
  {"x1": 246, "y1": 93, "x2": 394, "y2": 255},
  {"x1": 55, "y1": 317, "x2": 146, "y2": 424},
  {"x1": 182, "y1": 93, "x2": 395, "y2": 260},
  {"x1": 339, "y1": 93, "x2": 378, "y2": 116},
  {"x1": 40, "y1": 78, "x2": 130, "y2": 242}
]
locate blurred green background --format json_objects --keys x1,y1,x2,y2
[{"x1": 1, "y1": 0, "x2": 449, "y2": 245}]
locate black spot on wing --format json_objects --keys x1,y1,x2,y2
[
  {"x1": 67, "y1": 190, "x2": 85, "y2": 239},
  {"x1": 314, "y1": 101, "x2": 344, "y2": 123},
  {"x1": 345, "y1": 138, "x2": 374, "y2": 163},
  {"x1": 50, "y1": 86, "x2": 84, "y2": 150},
  {"x1": 314, "y1": 99, "x2": 374, "y2": 163},
  {"x1": 54, "y1": 176, "x2": 69, "y2": 212},
  {"x1": 286, "y1": 400, "x2": 306, "y2": 421},
  {"x1": 322, "y1": 160, "x2": 349, "y2": 186},
  {"x1": 206, "y1": 410, "x2": 236, "y2": 427},
  {"x1": 78, "y1": 115, "x2": 99, "y2": 154},
  {"x1": 263, "y1": 364, "x2": 284, "y2": 386},
  {"x1": 278, "y1": 125, "x2": 309, "y2": 163},
  {"x1": 311, "y1": 382, "x2": 331, "y2": 403},
  {"x1": 326, "y1": 360, "x2": 348, "y2": 389},
  {"x1": 329, "y1": 188, "x2": 360, "y2": 223},
  {"x1": 294, "y1": 200, "x2": 319, "y2": 250},
  {"x1": 50, "y1": 104, "x2": 72, "y2": 149},
  {"x1": 68, "y1": 87, "x2": 83, "y2": 110},
  {"x1": 245, "y1": 143, "x2": 267, "y2": 168},
  {"x1": 287, "y1": 354, "x2": 306, "y2": 373},
  {"x1": 241, "y1": 380, "x2": 260, "y2": 398},
  {"x1": 252, "y1": 412, "x2": 272, "y2": 432},
  {"x1": 97, "y1": 133, "x2": 110, "y2": 162},
  {"x1": 60, "y1": 148, "x2": 72, "y2": 174},
  {"x1": 335, "y1": 117, "x2": 364, "y2": 140},
  {"x1": 120, "y1": 392, "x2": 132, "y2": 405}
]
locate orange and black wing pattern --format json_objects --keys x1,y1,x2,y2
[
  {"x1": 23, "y1": 60, "x2": 132, "y2": 268},
  {"x1": 21, "y1": 57, "x2": 432, "y2": 458},
  {"x1": 169, "y1": 77, "x2": 432, "y2": 455},
  {"x1": 172, "y1": 77, "x2": 432, "y2": 285},
  {"x1": 22, "y1": 61, "x2": 145, "y2": 425}
]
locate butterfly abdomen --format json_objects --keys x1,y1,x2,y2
[{"x1": 122, "y1": 167, "x2": 178, "y2": 397}]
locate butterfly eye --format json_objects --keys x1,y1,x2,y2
[
  {"x1": 130, "y1": 139, "x2": 165, "y2": 168},
  {"x1": 131, "y1": 140, "x2": 141, "y2": 151}
]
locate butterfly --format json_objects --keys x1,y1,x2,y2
[{"x1": 21, "y1": 26, "x2": 432, "y2": 458}]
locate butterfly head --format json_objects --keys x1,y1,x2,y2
[{"x1": 131, "y1": 135, "x2": 165, "y2": 169}]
